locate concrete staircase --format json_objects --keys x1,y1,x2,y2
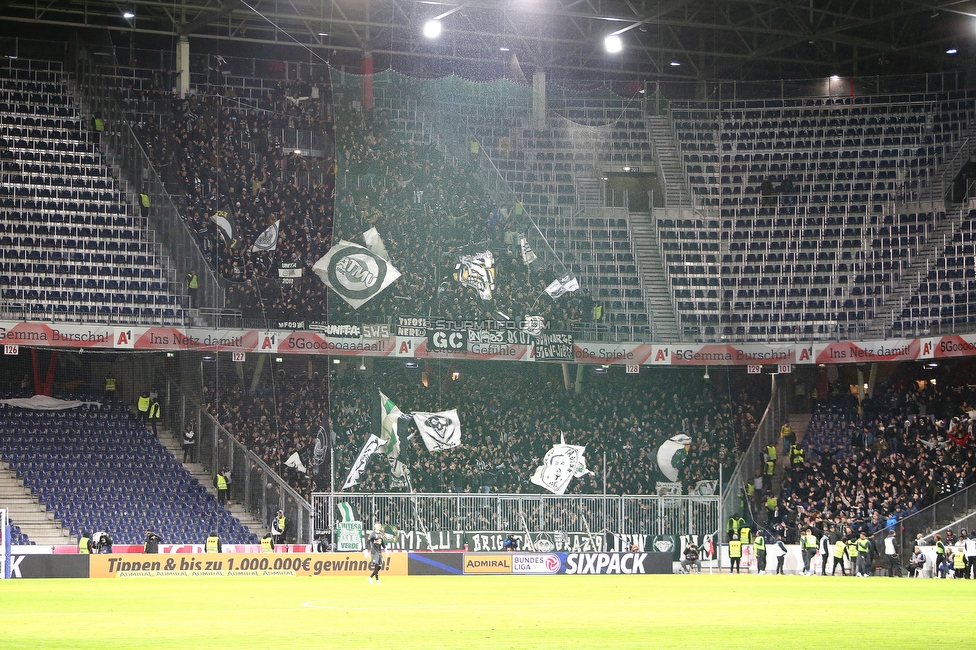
[
  {"x1": 155, "y1": 427, "x2": 270, "y2": 537},
  {"x1": 0, "y1": 461, "x2": 74, "y2": 546},
  {"x1": 771, "y1": 413, "x2": 811, "y2": 497},
  {"x1": 629, "y1": 211, "x2": 680, "y2": 341},
  {"x1": 576, "y1": 176, "x2": 603, "y2": 209},
  {"x1": 646, "y1": 114, "x2": 692, "y2": 207},
  {"x1": 866, "y1": 204, "x2": 963, "y2": 337}
]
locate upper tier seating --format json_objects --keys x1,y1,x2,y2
[{"x1": 0, "y1": 59, "x2": 186, "y2": 325}]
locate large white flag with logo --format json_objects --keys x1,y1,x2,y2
[
  {"x1": 545, "y1": 273, "x2": 580, "y2": 299},
  {"x1": 313, "y1": 241, "x2": 401, "y2": 309},
  {"x1": 251, "y1": 220, "x2": 280, "y2": 252},
  {"x1": 454, "y1": 251, "x2": 496, "y2": 300},
  {"x1": 342, "y1": 434, "x2": 383, "y2": 490},
  {"x1": 378, "y1": 391, "x2": 403, "y2": 458},
  {"x1": 412, "y1": 409, "x2": 462, "y2": 452},
  {"x1": 530, "y1": 443, "x2": 589, "y2": 495}
]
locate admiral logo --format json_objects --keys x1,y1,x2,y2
[
  {"x1": 564, "y1": 552, "x2": 648, "y2": 575},
  {"x1": 513, "y1": 553, "x2": 561, "y2": 574},
  {"x1": 463, "y1": 554, "x2": 513, "y2": 573}
]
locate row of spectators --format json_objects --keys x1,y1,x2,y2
[
  {"x1": 759, "y1": 377, "x2": 976, "y2": 543},
  {"x1": 204, "y1": 361, "x2": 765, "y2": 500}
]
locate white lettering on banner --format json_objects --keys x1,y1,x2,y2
[
  {"x1": 564, "y1": 552, "x2": 648, "y2": 575},
  {"x1": 8, "y1": 554, "x2": 24, "y2": 578},
  {"x1": 3, "y1": 345, "x2": 17, "y2": 355}
]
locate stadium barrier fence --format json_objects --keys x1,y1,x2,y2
[
  {"x1": 312, "y1": 492, "x2": 720, "y2": 549},
  {"x1": 162, "y1": 374, "x2": 314, "y2": 543}
]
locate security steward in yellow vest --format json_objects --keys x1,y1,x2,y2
[
  {"x1": 104, "y1": 375, "x2": 116, "y2": 393},
  {"x1": 800, "y1": 528, "x2": 818, "y2": 575},
  {"x1": 186, "y1": 270, "x2": 199, "y2": 308},
  {"x1": 739, "y1": 526, "x2": 752, "y2": 545},
  {"x1": 147, "y1": 399, "x2": 161, "y2": 436},
  {"x1": 205, "y1": 533, "x2": 221, "y2": 553},
  {"x1": 789, "y1": 444, "x2": 805, "y2": 476},
  {"x1": 856, "y1": 534, "x2": 871, "y2": 576},
  {"x1": 848, "y1": 537, "x2": 860, "y2": 575},
  {"x1": 78, "y1": 533, "x2": 92, "y2": 554},
  {"x1": 754, "y1": 534, "x2": 767, "y2": 574},
  {"x1": 137, "y1": 391, "x2": 150, "y2": 423},
  {"x1": 216, "y1": 469, "x2": 229, "y2": 506},
  {"x1": 832, "y1": 538, "x2": 848, "y2": 575},
  {"x1": 935, "y1": 535, "x2": 947, "y2": 578},
  {"x1": 953, "y1": 547, "x2": 967, "y2": 579},
  {"x1": 765, "y1": 443, "x2": 777, "y2": 463},
  {"x1": 139, "y1": 193, "x2": 150, "y2": 218},
  {"x1": 728, "y1": 535, "x2": 743, "y2": 574},
  {"x1": 272, "y1": 511, "x2": 288, "y2": 546},
  {"x1": 260, "y1": 534, "x2": 274, "y2": 553}
]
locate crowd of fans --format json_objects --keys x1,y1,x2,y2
[
  {"x1": 201, "y1": 361, "x2": 766, "y2": 500},
  {"x1": 759, "y1": 376, "x2": 976, "y2": 543},
  {"x1": 120, "y1": 72, "x2": 336, "y2": 318},
  {"x1": 117, "y1": 67, "x2": 589, "y2": 325},
  {"x1": 328, "y1": 106, "x2": 586, "y2": 328}
]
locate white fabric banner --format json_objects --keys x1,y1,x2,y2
[
  {"x1": 0, "y1": 395, "x2": 101, "y2": 410},
  {"x1": 412, "y1": 409, "x2": 462, "y2": 452},
  {"x1": 313, "y1": 241, "x2": 402, "y2": 309},
  {"x1": 530, "y1": 443, "x2": 588, "y2": 495},
  {"x1": 251, "y1": 220, "x2": 280, "y2": 252},
  {"x1": 455, "y1": 251, "x2": 496, "y2": 300},
  {"x1": 545, "y1": 274, "x2": 580, "y2": 299},
  {"x1": 342, "y1": 434, "x2": 384, "y2": 490}
]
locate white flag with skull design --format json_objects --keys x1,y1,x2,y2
[{"x1": 411, "y1": 409, "x2": 462, "y2": 452}]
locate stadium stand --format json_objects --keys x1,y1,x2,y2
[
  {"x1": 768, "y1": 377, "x2": 976, "y2": 542},
  {"x1": 0, "y1": 58, "x2": 188, "y2": 325},
  {"x1": 663, "y1": 94, "x2": 976, "y2": 341},
  {"x1": 0, "y1": 393, "x2": 258, "y2": 544},
  {"x1": 6, "y1": 517, "x2": 33, "y2": 545}
]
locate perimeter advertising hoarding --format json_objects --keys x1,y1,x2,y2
[
  {"x1": 458, "y1": 552, "x2": 670, "y2": 575},
  {"x1": 89, "y1": 553, "x2": 407, "y2": 578},
  {"x1": 7, "y1": 554, "x2": 90, "y2": 579}
]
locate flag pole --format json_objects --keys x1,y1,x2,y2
[{"x1": 602, "y1": 452, "x2": 607, "y2": 495}]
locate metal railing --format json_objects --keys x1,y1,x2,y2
[
  {"x1": 312, "y1": 492, "x2": 720, "y2": 542},
  {"x1": 162, "y1": 374, "x2": 313, "y2": 543},
  {"x1": 721, "y1": 373, "x2": 792, "y2": 524},
  {"x1": 874, "y1": 481, "x2": 976, "y2": 560},
  {"x1": 66, "y1": 36, "x2": 224, "y2": 318}
]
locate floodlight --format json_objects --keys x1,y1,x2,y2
[
  {"x1": 604, "y1": 35, "x2": 623, "y2": 54},
  {"x1": 423, "y1": 19, "x2": 442, "y2": 39}
]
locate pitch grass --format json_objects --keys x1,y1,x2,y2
[{"x1": 2, "y1": 574, "x2": 976, "y2": 649}]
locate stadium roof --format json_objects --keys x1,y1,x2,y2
[{"x1": 1, "y1": 0, "x2": 974, "y2": 83}]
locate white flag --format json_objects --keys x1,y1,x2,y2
[
  {"x1": 378, "y1": 391, "x2": 403, "y2": 458},
  {"x1": 313, "y1": 240, "x2": 402, "y2": 309},
  {"x1": 545, "y1": 274, "x2": 580, "y2": 299},
  {"x1": 530, "y1": 443, "x2": 588, "y2": 495},
  {"x1": 251, "y1": 220, "x2": 280, "y2": 252},
  {"x1": 454, "y1": 251, "x2": 496, "y2": 300},
  {"x1": 342, "y1": 434, "x2": 384, "y2": 490},
  {"x1": 412, "y1": 409, "x2": 462, "y2": 452},
  {"x1": 363, "y1": 227, "x2": 390, "y2": 261},
  {"x1": 284, "y1": 451, "x2": 307, "y2": 474},
  {"x1": 518, "y1": 235, "x2": 537, "y2": 265}
]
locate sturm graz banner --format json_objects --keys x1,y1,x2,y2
[
  {"x1": 312, "y1": 240, "x2": 401, "y2": 309},
  {"x1": 380, "y1": 530, "x2": 605, "y2": 552},
  {"x1": 534, "y1": 332, "x2": 575, "y2": 361}
]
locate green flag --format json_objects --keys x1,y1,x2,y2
[{"x1": 378, "y1": 391, "x2": 403, "y2": 457}]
